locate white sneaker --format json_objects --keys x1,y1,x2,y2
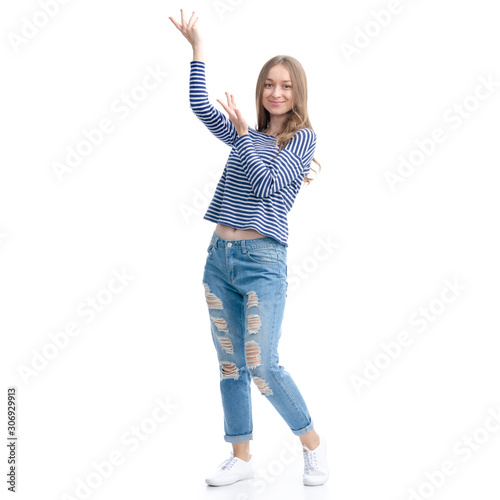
[
  {"x1": 302, "y1": 438, "x2": 329, "y2": 486},
  {"x1": 205, "y1": 450, "x2": 255, "y2": 486}
]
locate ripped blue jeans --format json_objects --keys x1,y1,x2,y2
[{"x1": 202, "y1": 230, "x2": 314, "y2": 443}]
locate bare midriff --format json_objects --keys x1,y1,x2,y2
[{"x1": 215, "y1": 223, "x2": 267, "y2": 240}]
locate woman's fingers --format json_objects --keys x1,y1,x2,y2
[
  {"x1": 218, "y1": 94, "x2": 247, "y2": 134},
  {"x1": 216, "y1": 98, "x2": 230, "y2": 114},
  {"x1": 169, "y1": 9, "x2": 201, "y2": 47},
  {"x1": 222, "y1": 93, "x2": 240, "y2": 114},
  {"x1": 226, "y1": 92, "x2": 238, "y2": 112},
  {"x1": 187, "y1": 10, "x2": 197, "y2": 27},
  {"x1": 219, "y1": 93, "x2": 244, "y2": 122},
  {"x1": 222, "y1": 92, "x2": 233, "y2": 111},
  {"x1": 218, "y1": 97, "x2": 237, "y2": 118},
  {"x1": 168, "y1": 16, "x2": 181, "y2": 30},
  {"x1": 168, "y1": 9, "x2": 185, "y2": 31}
]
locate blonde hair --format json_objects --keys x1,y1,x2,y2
[{"x1": 255, "y1": 55, "x2": 321, "y2": 185}]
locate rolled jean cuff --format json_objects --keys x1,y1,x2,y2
[
  {"x1": 224, "y1": 432, "x2": 253, "y2": 443},
  {"x1": 291, "y1": 419, "x2": 314, "y2": 437}
]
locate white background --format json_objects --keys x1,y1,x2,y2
[{"x1": 1, "y1": 0, "x2": 500, "y2": 499}]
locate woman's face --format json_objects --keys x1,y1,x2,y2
[{"x1": 262, "y1": 64, "x2": 294, "y2": 118}]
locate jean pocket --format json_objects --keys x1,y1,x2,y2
[
  {"x1": 207, "y1": 243, "x2": 214, "y2": 258},
  {"x1": 246, "y1": 246, "x2": 279, "y2": 265}
]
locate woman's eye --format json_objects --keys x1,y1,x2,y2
[{"x1": 265, "y1": 84, "x2": 291, "y2": 89}]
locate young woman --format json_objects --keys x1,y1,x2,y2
[{"x1": 169, "y1": 9, "x2": 329, "y2": 487}]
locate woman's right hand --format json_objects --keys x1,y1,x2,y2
[{"x1": 169, "y1": 9, "x2": 202, "y2": 49}]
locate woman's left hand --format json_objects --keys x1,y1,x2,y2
[{"x1": 216, "y1": 92, "x2": 248, "y2": 137}]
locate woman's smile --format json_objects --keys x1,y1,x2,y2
[{"x1": 262, "y1": 63, "x2": 294, "y2": 120}]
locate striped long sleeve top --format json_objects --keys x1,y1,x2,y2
[{"x1": 189, "y1": 60, "x2": 317, "y2": 247}]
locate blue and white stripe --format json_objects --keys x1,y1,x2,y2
[{"x1": 189, "y1": 60, "x2": 316, "y2": 247}]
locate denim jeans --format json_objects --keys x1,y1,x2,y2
[{"x1": 202, "y1": 230, "x2": 314, "y2": 443}]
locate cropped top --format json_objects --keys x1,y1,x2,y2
[{"x1": 189, "y1": 60, "x2": 317, "y2": 246}]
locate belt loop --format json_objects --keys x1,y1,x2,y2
[{"x1": 241, "y1": 240, "x2": 246, "y2": 254}]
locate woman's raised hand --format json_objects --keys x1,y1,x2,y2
[
  {"x1": 216, "y1": 92, "x2": 249, "y2": 137},
  {"x1": 169, "y1": 9, "x2": 202, "y2": 49}
]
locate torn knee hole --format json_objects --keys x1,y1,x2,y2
[
  {"x1": 245, "y1": 341, "x2": 262, "y2": 368},
  {"x1": 221, "y1": 362, "x2": 239, "y2": 379},
  {"x1": 247, "y1": 291, "x2": 258, "y2": 308},
  {"x1": 203, "y1": 283, "x2": 223, "y2": 309},
  {"x1": 248, "y1": 314, "x2": 261, "y2": 334},
  {"x1": 253, "y1": 376, "x2": 273, "y2": 395},
  {"x1": 211, "y1": 316, "x2": 229, "y2": 333},
  {"x1": 218, "y1": 336, "x2": 234, "y2": 354}
]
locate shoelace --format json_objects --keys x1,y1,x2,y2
[
  {"x1": 303, "y1": 445, "x2": 319, "y2": 471},
  {"x1": 216, "y1": 451, "x2": 237, "y2": 471},
  {"x1": 221, "y1": 457, "x2": 238, "y2": 470}
]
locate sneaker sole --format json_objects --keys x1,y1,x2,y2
[
  {"x1": 205, "y1": 473, "x2": 255, "y2": 487},
  {"x1": 303, "y1": 474, "x2": 329, "y2": 486}
]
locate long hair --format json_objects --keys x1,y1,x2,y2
[{"x1": 255, "y1": 55, "x2": 321, "y2": 185}]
